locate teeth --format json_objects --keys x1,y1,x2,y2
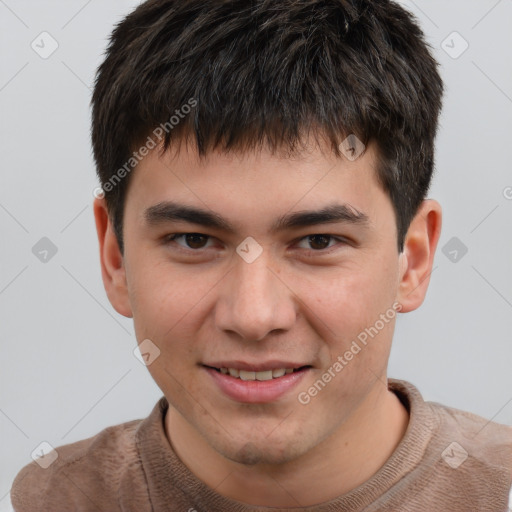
[
  {"x1": 219, "y1": 367, "x2": 299, "y2": 380},
  {"x1": 228, "y1": 368, "x2": 240, "y2": 378},
  {"x1": 256, "y1": 370, "x2": 273, "y2": 381},
  {"x1": 239, "y1": 370, "x2": 256, "y2": 381}
]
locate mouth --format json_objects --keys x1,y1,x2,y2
[
  {"x1": 202, "y1": 363, "x2": 313, "y2": 403},
  {"x1": 205, "y1": 365, "x2": 311, "y2": 381}
]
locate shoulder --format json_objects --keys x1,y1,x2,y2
[
  {"x1": 393, "y1": 379, "x2": 512, "y2": 467},
  {"x1": 426, "y1": 399, "x2": 512, "y2": 506},
  {"x1": 390, "y1": 380, "x2": 512, "y2": 509},
  {"x1": 10, "y1": 417, "x2": 147, "y2": 512},
  {"x1": 429, "y1": 399, "x2": 512, "y2": 463}
]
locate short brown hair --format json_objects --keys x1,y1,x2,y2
[{"x1": 91, "y1": 0, "x2": 443, "y2": 254}]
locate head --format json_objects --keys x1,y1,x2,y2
[{"x1": 92, "y1": 0, "x2": 443, "y2": 466}]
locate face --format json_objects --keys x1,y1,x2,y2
[{"x1": 117, "y1": 140, "x2": 405, "y2": 465}]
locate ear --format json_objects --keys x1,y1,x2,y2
[
  {"x1": 396, "y1": 199, "x2": 442, "y2": 313},
  {"x1": 93, "y1": 197, "x2": 133, "y2": 318}
]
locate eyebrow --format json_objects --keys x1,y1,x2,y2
[{"x1": 144, "y1": 201, "x2": 371, "y2": 233}]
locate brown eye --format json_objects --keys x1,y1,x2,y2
[
  {"x1": 295, "y1": 234, "x2": 348, "y2": 255},
  {"x1": 166, "y1": 233, "x2": 213, "y2": 250},
  {"x1": 307, "y1": 235, "x2": 332, "y2": 250},
  {"x1": 184, "y1": 233, "x2": 209, "y2": 249}
]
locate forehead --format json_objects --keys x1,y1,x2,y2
[
  {"x1": 131, "y1": 136, "x2": 379, "y2": 188},
  {"x1": 124, "y1": 138, "x2": 388, "y2": 233}
]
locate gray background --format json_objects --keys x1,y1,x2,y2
[{"x1": 1, "y1": 0, "x2": 511, "y2": 508}]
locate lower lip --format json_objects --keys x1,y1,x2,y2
[{"x1": 204, "y1": 366, "x2": 310, "y2": 403}]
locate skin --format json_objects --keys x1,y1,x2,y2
[{"x1": 94, "y1": 137, "x2": 442, "y2": 507}]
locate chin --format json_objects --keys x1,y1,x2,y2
[{"x1": 211, "y1": 432, "x2": 311, "y2": 466}]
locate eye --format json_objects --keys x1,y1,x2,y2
[
  {"x1": 165, "y1": 233, "x2": 214, "y2": 251},
  {"x1": 164, "y1": 232, "x2": 348, "y2": 255},
  {"x1": 295, "y1": 234, "x2": 347, "y2": 253}
]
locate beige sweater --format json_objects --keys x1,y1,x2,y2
[{"x1": 11, "y1": 379, "x2": 512, "y2": 511}]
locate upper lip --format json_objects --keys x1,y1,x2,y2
[{"x1": 203, "y1": 361, "x2": 311, "y2": 372}]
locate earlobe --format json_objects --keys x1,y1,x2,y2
[
  {"x1": 93, "y1": 197, "x2": 133, "y2": 318},
  {"x1": 396, "y1": 200, "x2": 442, "y2": 313}
]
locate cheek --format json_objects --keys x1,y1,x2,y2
[
  {"x1": 128, "y1": 258, "x2": 218, "y2": 340},
  {"x1": 300, "y1": 259, "x2": 398, "y2": 337},
  {"x1": 290, "y1": 256, "x2": 399, "y2": 385}
]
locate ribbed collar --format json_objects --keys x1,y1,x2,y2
[{"x1": 135, "y1": 379, "x2": 439, "y2": 511}]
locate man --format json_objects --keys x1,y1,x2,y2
[{"x1": 11, "y1": 0, "x2": 512, "y2": 510}]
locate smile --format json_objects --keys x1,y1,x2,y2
[
  {"x1": 210, "y1": 366, "x2": 309, "y2": 381},
  {"x1": 203, "y1": 364, "x2": 312, "y2": 403}
]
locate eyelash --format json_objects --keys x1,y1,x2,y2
[{"x1": 163, "y1": 233, "x2": 349, "y2": 256}]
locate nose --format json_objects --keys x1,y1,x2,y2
[{"x1": 215, "y1": 250, "x2": 297, "y2": 342}]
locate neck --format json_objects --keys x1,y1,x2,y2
[{"x1": 165, "y1": 379, "x2": 409, "y2": 507}]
